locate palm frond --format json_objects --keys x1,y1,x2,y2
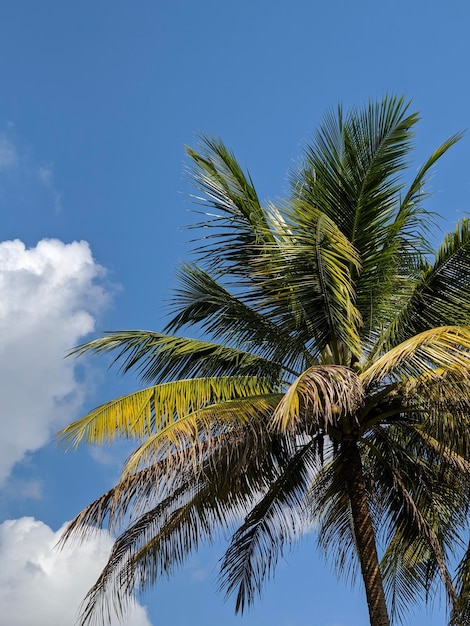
[
  {"x1": 218, "y1": 439, "x2": 318, "y2": 613},
  {"x1": 272, "y1": 364, "x2": 364, "y2": 434},
  {"x1": 70, "y1": 331, "x2": 288, "y2": 382},
  {"x1": 185, "y1": 136, "x2": 274, "y2": 277},
  {"x1": 361, "y1": 326, "x2": 470, "y2": 386},
  {"x1": 371, "y1": 219, "x2": 470, "y2": 355},
  {"x1": 452, "y1": 541, "x2": 470, "y2": 626},
  {"x1": 164, "y1": 263, "x2": 313, "y2": 373},
  {"x1": 121, "y1": 392, "x2": 282, "y2": 477},
  {"x1": 57, "y1": 376, "x2": 278, "y2": 447},
  {"x1": 364, "y1": 426, "x2": 465, "y2": 620},
  {"x1": 310, "y1": 455, "x2": 359, "y2": 585},
  {"x1": 402, "y1": 369, "x2": 470, "y2": 456},
  {"x1": 251, "y1": 201, "x2": 362, "y2": 360},
  {"x1": 77, "y1": 431, "x2": 293, "y2": 626}
]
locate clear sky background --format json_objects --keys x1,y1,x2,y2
[{"x1": 0, "y1": 2, "x2": 469, "y2": 625}]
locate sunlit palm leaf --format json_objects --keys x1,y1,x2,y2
[
  {"x1": 58, "y1": 376, "x2": 277, "y2": 447},
  {"x1": 361, "y1": 326, "x2": 470, "y2": 385},
  {"x1": 121, "y1": 393, "x2": 283, "y2": 476}
]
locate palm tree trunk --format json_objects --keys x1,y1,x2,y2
[{"x1": 342, "y1": 439, "x2": 390, "y2": 626}]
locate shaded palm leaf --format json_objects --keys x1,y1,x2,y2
[
  {"x1": 373, "y1": 219, "x2": 470, "y2": 355},
  {"x1": 164, "y1": 263, "x2": 313, "y2": 372},
  {"x1": 70, "y1": 331, "x2": 287, "y2": 382},
  {"x1": 219, "y1": 439, "x2": 318, "y2": 613}
]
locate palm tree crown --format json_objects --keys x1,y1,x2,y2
[{"x1": 59, "y1": 96, "x2": 470, "y2": 626}]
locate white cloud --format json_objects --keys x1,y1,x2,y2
[
  {"x1": 37, "y1": 163, "x2": 62, "y2": 212},
  {"x1": 0, "y1": 517, "x2": 152, "y2": 626},
  {"x1": 0, "y1": 238, "x2": 110, "y2": 484},
  {"x1": 2, "y1": 477, "x2": 44, "y2": 500},
  {"x1": 37, "y1": 164, "x2": 53, "y2": 186},
  {"x1": 0, "y1": 125, "x2": 63, "y2": 213},
  {"x1": 0, "y1": 133, "x2": 18, "y2": 171}
]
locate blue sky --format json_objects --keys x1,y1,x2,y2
[{"x1": 0, "y1": 1, "x2": 469, "y2": 624}]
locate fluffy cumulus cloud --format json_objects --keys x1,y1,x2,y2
[
  {"x1": 0, "y1": 517, "x2": 152, "y2": 626},
  {"x1": 0, "y1": 238, "x2": 109, "y2": 484}
]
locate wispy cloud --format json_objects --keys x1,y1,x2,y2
[
  {"x1": 37, "y1": 163, "x2": 62, "y2": 212},
  {"x1": 0, "y1": 133, "x2": 18, "y2": 171},
  {"x1": 0, "y1": 123, "x2": 63, "y2": 213}
]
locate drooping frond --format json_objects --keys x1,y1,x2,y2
[
  {"x1": 57, "y1": 465, "x2": 191, "y2": 544},
  {"x1": 76, "y1": 430, "x2": 294, "y2": 626},
  {"x1": 364, "y1": 425, "x2": 466, "y2": 620},
  {"x1": 219, "y1": 439, "x2": 318, "y2": 613},
  {"x1": 310, "y1": 454, "x2": 359, "y2": 585},
  {"x1": 121, "y1": 392, "x2": 283, "y2": 477},
  {"x1": 402, "y1": 369, "x2": 470, "y2": 457},
  {"x1": 272, "y1": 364, "x2": 364, "y2": 433},
  {"x1": 251, "y1": 201, "x2": 362, "y2": 360},
  {"x1": 452, "y1": 541, "x2": 470, "y2": 626}
]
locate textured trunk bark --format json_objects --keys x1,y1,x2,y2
[{"x1": 342, "y1": 439, "x2": 390, "y2": 626}]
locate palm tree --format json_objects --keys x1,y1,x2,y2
[{"x1": 59, "y1": 96, "x2": 470, "y2": 626}]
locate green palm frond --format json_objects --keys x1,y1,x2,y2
[
  {"x1": 185, "y1": 136, "x2": 274, "y2": 277},
  {"x1": 70, "y1": 331, "x2": 287, "y2": 382},
  {"x1": 295, "y1": 98, "x2": 419, "y2": 307},
  {"x1": 372, "y1": 219, "x2": 470, "y2": 355},
  {"x1": 164, "y1": 263, "x2": 313, "y2": 372},
  {"x1": 252, "y1": 201, "x2": 362, "y2": 360},
  {"x1": 364, "y1": 426, "x2": 465, "y2": 620},
  {"x1": 452, "y1": 542, "x2": 470, "y2": 626}
]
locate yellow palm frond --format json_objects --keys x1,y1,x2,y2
[
  {"x1": 361, "y1": 326, "x2": 470, "y2": 387},
  {"x1": 58, "y1": 376, "x2": 276, "y2": 447}
]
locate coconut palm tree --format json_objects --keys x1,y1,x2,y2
[{"x1": 59, "y1": 96, "x2": 470, "y2": 626}]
